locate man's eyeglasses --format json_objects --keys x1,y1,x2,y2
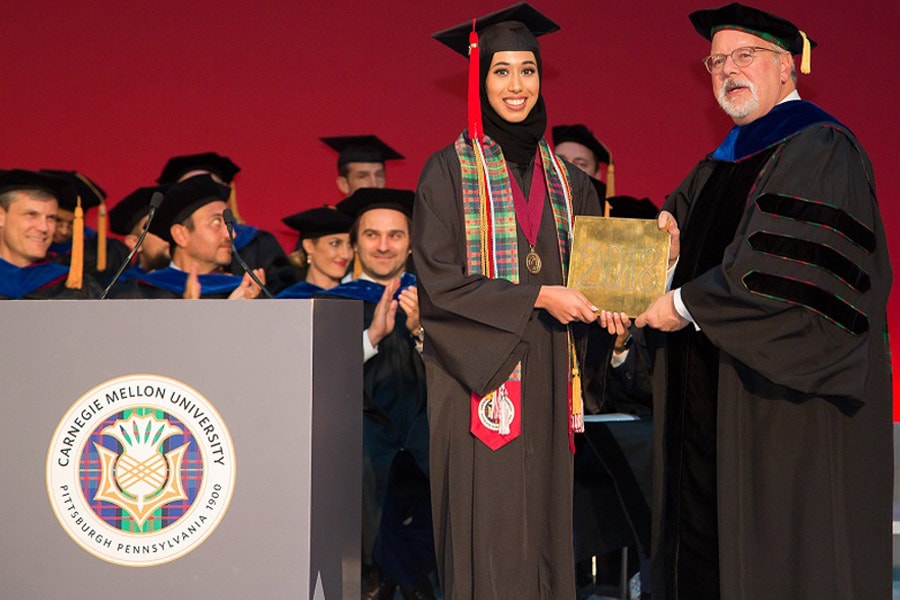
[{"x1": 702, "y1": 46, "x2": 785, "y2": 73}]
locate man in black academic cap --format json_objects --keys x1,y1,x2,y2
[
  {"x1": 324, "y1": 187, "x2": 435, "y2": 600},
  {"x1": 321, "y1": 135, "x2": 404, "y2": 197},
  {"x1": 552, "y1": 124, "x2": 612, "y2": 197},
  {"x1": 114, "y1": 175, "x2": 265, "y2": 299},
  {"x1": 41, "y1": 169, "x2": 130, "y2": 283},
  {"x1": 0, "y1": 169, "x2": 101, "y2": 299},
  {"x1": 157, "y1": 151, "x2": 294, "y2": 293},
  {"x1": 108, "y1": 185, "x2": 172, "y2": 274},
  {"x1": 635, "y1": 4, "x2": 892, "y2": 599}
]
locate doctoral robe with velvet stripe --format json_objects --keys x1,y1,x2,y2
[{"x1": 650, "y1": 103, "x2": 892, "y2": 600}]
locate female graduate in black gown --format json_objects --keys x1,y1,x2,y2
[{"x1": 413, "y1": 5, "x2": 609, "y2": 598}]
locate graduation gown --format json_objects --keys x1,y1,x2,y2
[
  {"x1": 318, "y1": 274, "x2": 430, "y2": 581},
  {"x1": 412, "y1": 143, "x2": 602, "y2": 599},
  {"x1": 275, "y1": 280, "x2": 322, "y2": 299},
  {"x1": 110, "y1": 266, "x2": 244, "y2": 299},
  {"x1": 48, "y1": 227, "x2": 131, "y2": 285},
  {"x1": 0, "y1": 258, "x2": 101, "y2": 299},
  {"x1": 650, "y1": 100, "x2": 892, "y2": 600},
  {"x1": 228, "y1": 224, "x2": 296, "y2": 294}
]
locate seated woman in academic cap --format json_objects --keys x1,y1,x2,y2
[
  {"x1": 413, "y1": 4, "x2": 628, "y2": 598},
  {"x1": 276, "y1": 206, "x2": 353, "y2": 298}
]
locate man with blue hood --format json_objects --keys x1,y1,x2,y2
[{"x1": 636, "y1": 4, "x2": 892, "y2": 598}]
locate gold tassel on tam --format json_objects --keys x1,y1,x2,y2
[
  {"x1": 228, "y1": 184, "x2": 244, "y2": 224},
  {"x1": 352, "y1": 249, "x2": 363, "y2": 279},
  {"x1": 65, "y1": 197, "x2": 84, "y2": 289},
  {"x1": 96, "y1": 201, "x2": 107, "y2": 272},
  {"x1": 799, "y1": 30, "x2": 811, "y2": 74},
  {"x1": 603, "y1": 153, "x2": 614, "y2": 217},
  {"x1": 74, "y1": 171, "x2": 107, "y2": 271},
  {"x1": 605, "y1": 160, "x2": 615, "y2": 198}
]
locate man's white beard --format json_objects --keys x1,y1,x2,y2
[{"x1": 716, "y1": 77, "x2": 759, "y2": 121}]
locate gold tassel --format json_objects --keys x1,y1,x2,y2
[
  {"x1": 65, "y1": 197, "x2": 84, "y2": 289},
  {"x1": 569, "y1": 338, "x2": 584, "y2": 432},
  {"x1": 73, "y1": 171, "x2": 107, "y2": 271},
  {"x1": 605, "y1": 160, "x2": 615, "y2": 198},
  {"x1": 603, "y1": 151, "x2": 613, "y2": 217},
  {"x1": 96, "y1": 200, "x2": 107, "y2": 271},
  {"x1": 228, "y1": 183, "x2": 244, "y2": 224},
  {"x1": 352, "y1": 249, "x2": 363, "y2": 279},
  {"x1": 799, "y1": 30, "x2": 812, "y2": 75}
]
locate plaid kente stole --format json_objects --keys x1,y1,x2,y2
[{"x1": 455, "y1": 131, "x2": 583, "y2": 451}]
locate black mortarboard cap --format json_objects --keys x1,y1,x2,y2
[
  {"x1": 689, "y1": 3, "x2": 816, "y2": 56},
  {"x1": 156, "y1": 152, "x2": 241, "y2": 184},
  {"x1": 282, "y1": 206, "x2": 354, "y2": 240},
  {"x1": 321, "y1": 135, "x2": 404, "y2": 169},
  {"x1": 109, "y1": 184, "x2": 171, "y2": 235},
  {"x1": 149, "y1": 174, "x2": 231, "y2": 243},
  {"x1": 552, "y1": 125, "x2": 610, "y2": 165},
  {"x1": 552, "y1": 125, "x2": 616, "y2": 197},
  {"x1": 607, "y1": 196, "x2": 659, "y2": 220},
  {"x1": 336, "y1": 188, "x2": 415, "y2": 221},
  {"x1": 0, "y1": 169, "x2": 78, "y2": 207},
  {"x1": 40, "y1": 170, "x2": 106, "y2": 211},
  {"x1": 432, "y1": 2, "x2": 560, "y2": 57}
]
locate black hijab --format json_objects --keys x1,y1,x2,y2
[{"x1": 478, "y1": 20, "x2": 547, "y2": 165}]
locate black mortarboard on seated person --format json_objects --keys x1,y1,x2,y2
[
  {"x1": 320, "y1": 135, "x2": 404, "y2": 170},
  {"x1": 149, "y1": 174, "x2": 231, "y2": 244},
  {"x1": 607, "y1": 196, "x2": 659, "y2": 220},
  {"x1": 552, "y1": 125, "x2": 610, "y2": 166},
  {"x1": 283, "y1": 206, "x2": 353, "y2": 239},
  {"x1": 689, "y1": 3, "x2": 816, "y2": 74},
  {"x1": 41, "y1": 169, "x2": 111, "y2": 273},
  {"x1": 109, "y1": 185, "x2": 171, "y2": 235},
  {"x1": 336, "y1": 187, "x2": 415, "y2": 222},
  {"x1": 0, "y1": 169, "x2": 78, "y2": 206},
  {"x1": 282, "y1": 206, "x2": 354, "y2": 251},
  {"x1": 156, "y1": 152, "x2": 241, "y2": 184},
  {"x1": 40, "y1": 169, "x2": 106, "y2": 212},
  {"x1": 552, "y1": 124, "x2": 615, "y2": 197}
]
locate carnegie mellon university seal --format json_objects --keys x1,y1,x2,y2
[{"x1": 46, "y1": 374, "x2": 236, "y2": 567}]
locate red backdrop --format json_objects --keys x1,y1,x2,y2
[{"x1": 3, "y1": 0, "x2": 897, "y2": 415}]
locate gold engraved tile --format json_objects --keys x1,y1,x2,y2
[{"x1": 567, "y1": 216, "x2": 669, "y2": 317}]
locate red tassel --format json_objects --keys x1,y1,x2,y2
[{"x1": 467, "y1": 20, "x2": 482, "y2": 141}]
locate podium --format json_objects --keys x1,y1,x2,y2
[{"x1": 1, "y1": 299, "x2": 362, "y2": 599}]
